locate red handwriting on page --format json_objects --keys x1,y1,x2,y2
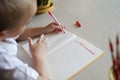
[{"x1": 76, "y1": 40, "x2": 95, "y2": 55}]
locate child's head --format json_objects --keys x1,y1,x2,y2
[{"x1": 0, "y1": 0, "x2": 37, "y2": 39}]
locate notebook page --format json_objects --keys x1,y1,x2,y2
[
  {"x1": 21, "y1": 32, "x2": 77, "y2": 57},
  {"x1": 46, "y1": 37, "x2": 103, "y2": 80}
]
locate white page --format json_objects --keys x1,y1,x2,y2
[
  {"x1": 46, "y1": 37, "x2": 103, "y2": 80},
  {"x1": 21, "y1": 32, "x2": 103, "y2": 80},
  {"x1": 22, "y1": 32, "x2": 77, "y2": 57}
]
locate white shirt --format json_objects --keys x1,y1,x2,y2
[{"x1": 0, "y1": 37, "x2": 39, "y2": 80}]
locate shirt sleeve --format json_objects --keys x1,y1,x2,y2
[
  {"x1": 13, "y1": 64, "x2": 39, "y2": 80},
  {"x1": 1, "y1": 54, "x2": 39, "y2": 80}
]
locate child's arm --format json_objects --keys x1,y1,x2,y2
[
  {"x1": 17, "y1": 22, "x2": 63, "y2": 41},
  {"x1": 28, "y1": 34, "x2": 50, "y2": 80}
]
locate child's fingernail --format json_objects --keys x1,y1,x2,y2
[
  {"x1": 27, "y1": 37, "x2": 31, "y2": 40},
  {"x1": 41, "y1": 34, "x2": 44, "y2": 37}
]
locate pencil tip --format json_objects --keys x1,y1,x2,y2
[
  {"x1": 116, "y1": 33, "x2": 119, "y2": 45},
  {"x1": 109, "y1": 38, "x2": 114, "y2": 53}
]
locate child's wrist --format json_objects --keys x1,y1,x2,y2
[
  {"x1": 32, "y1": 53, "x2": 45, "y2": 60},
  {"x1": 31, "y1": 51, "x2": 44, "y2": 57},
  {"x1": 42, "y1": 27, "x2": 50, "y2": 34}
]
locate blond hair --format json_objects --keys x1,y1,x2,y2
[{"x1": 0, "y1": 0, "x2": 36, "y2": 31}]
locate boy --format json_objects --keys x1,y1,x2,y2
[{"x1": 0, "y1": 0, "x2": 63, "y2": 80}]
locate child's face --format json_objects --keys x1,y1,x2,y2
[{"x1": 4, "y1": 0, "x2": 37, "y2": 38}]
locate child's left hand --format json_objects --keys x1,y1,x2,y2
[{"x1": 44, "y1": 22, "x2": 65, "y2": 34}]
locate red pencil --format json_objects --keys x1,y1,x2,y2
[
  {"x1": 48, "y1": 11, "x2": 65, "y2": 33},
  {"x1": 109, "y1": 38, "x2": 115, "y2": 63},
  {"x1": 109, "y1": 38, "x2": 119, "y2": 80},
  {"x1": 116, "y1": 34, "x2": 120, "y2": 79},
  {"x1": 48, "y1": 11, "x2": 61, "y2": 26},
  {"x1": 116, "y1": 34, "x2": 119, "y2": 60}
]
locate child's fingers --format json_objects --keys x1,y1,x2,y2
[
  {"x1": 53, "y1": 25, "x2": 62, "y2": 29},
  {"x1": 51, "y1": 22, "x2": 58, "y2": 25},
  {"x1": 50, "y1": 22, "x2": 66, "y2": 27},
  {"x1": 36, "y1": 34, "x2": 44, "y2": 43},
  {"x1": 44, "y1": 38, "x2": 48, "y2": 45},
  {"x1": 37, "y1": 34, "x2": 47, "y2": 43},
  {"x1": 28, "y1": 37, "x2": 32, "y2": 46},
  {"x1": 42, "y1": 37, "x2": 48, "y2": 44},
  {"x1": 61, "y1": 25, "x2": 66, "y2": 28},
  {"x1": 56, "y1": 26, "x2": 64, "y2": 32}
]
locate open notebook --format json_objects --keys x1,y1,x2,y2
[{"x1": 21, "y1": 32, "x2": 103, "y2": 80}]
